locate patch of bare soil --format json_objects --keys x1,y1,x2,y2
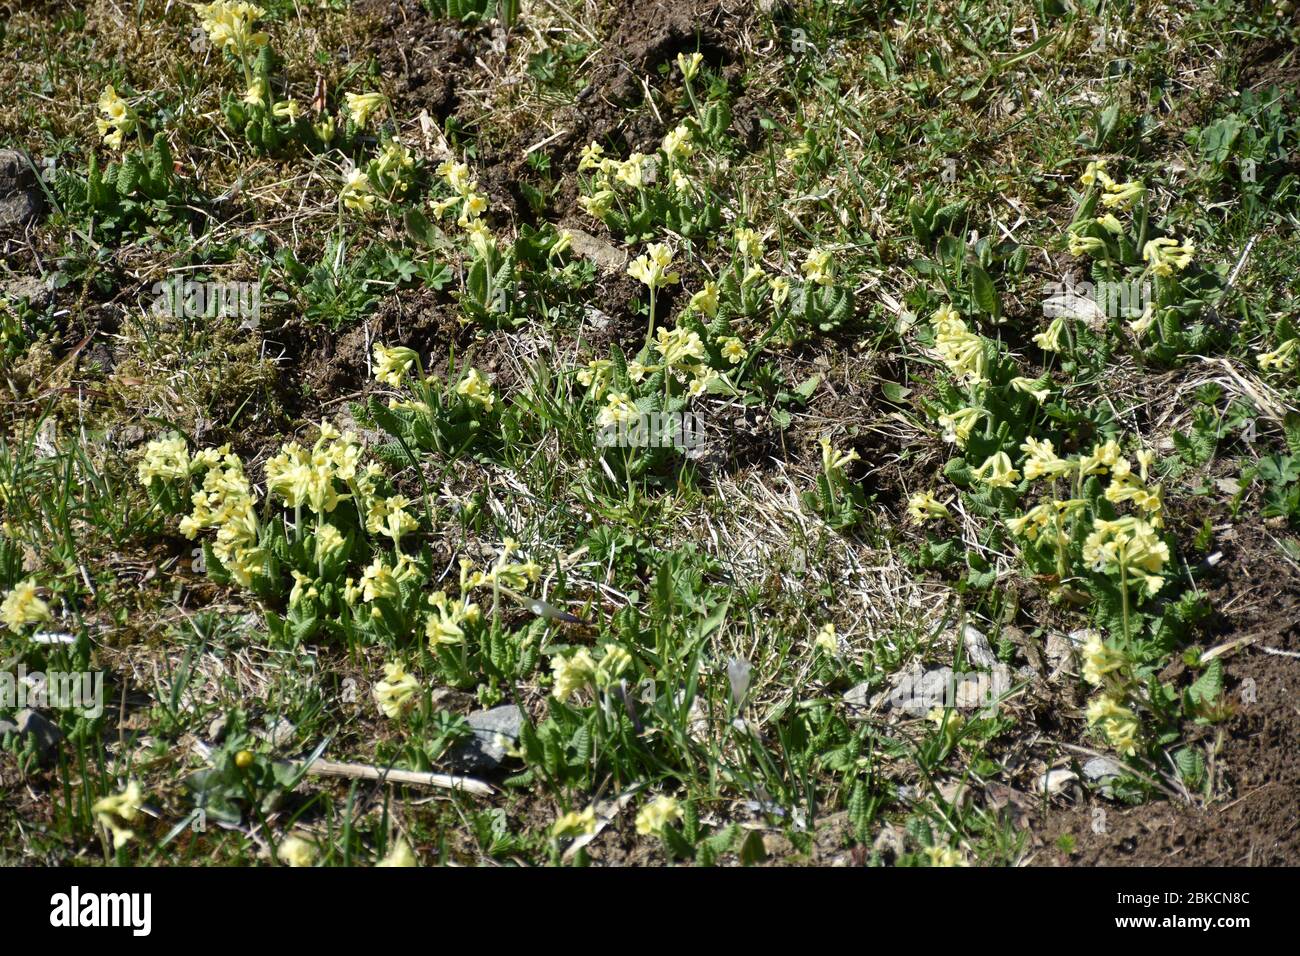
[{"x1": 1033, "y1": 519, "x2": 1300, "y2": 866}]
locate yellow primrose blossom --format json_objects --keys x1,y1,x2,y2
[
  {"x1": 686, "y1": 364, "x2": 721, "y2": 397},
  {"x1": 272, "y1": 99, "x2": 300, "y2": 121},
  {"x1": 315, "y1": 523, "x2": 346, "y2": 564},
  {"x1": 813, "y1": 622, "x2": 839, "y2": 655},
  {"x1": 377, "y1": 839, "x2": 417, "y2": 867},
  {"x1": 719, "y1": 336, "x2": 747, "y2": 365},
  {"x1": 670, "y1": 168, "x2": 695, "y2": 196},
  {"x1": 95, "y1": 85, "x2": 135, "y2": 150},
  {"x1": 661, "y1": 124, "x2": 694, "y2": 162},
  {"x1": 277, "y1": 834, "x2": 318, "y2": 867},
  {"x1": 908, "y1": 490, "x2": 952, "y2": 523},
  {"x1": 553, "y1": 806, "x2": 598, "y2": 839},
  {"x1": 924, "y1": 845, "x2": 968, "y2": 867},
  {"x1": 1082, "y1": 516, "x2": 1170, "y2": 596},
  {"x1": 615, "y1": 153, "x2": 650, "y2": 189},
  {"x1": 1142, "y1": 237, "x2": 1194, "y2": 277},
  {"x1": 688, "y1": 281, "x2": 719, "y2": 317},
  {"x1": 465, "y1": 220, "x2": 495, "y2": 258},
  {"x1": 1086, "y1": 692, "x2": 1140, "y2": 756},
  {"x1": 372, "y1": 343, "x2": 418, "y2": 388},
  {"x1": 344, "y1": 91, "x2": 385, "y2": 129},
  {"x1": 595, "y1": 645, "x2": 634, "y2": 687},
  {"x1": 578, "y1": 142, "x2": 605, "y2": 172},
  {"x1": 1129, "y1": 303, "x2": 1157, "y2": 338},
  {"x1": 735, "y1": 227, "x2": 764, "y2": 261},
  {"x1": 426, "y1": 590, "x2": 480, "y2": 645},
  {"x1": 1102, "y1": 179, "x2": 1145, "y2": 209},
  {"x1": 194, "y1": 2, "x2": 268, "y2": 53},
  {"x1": 373, "y1": 661, "x2": 419, "y2": 719},
  {"x1": 819, "y1": 436, "x2": 860, "y2": 478},
  {"x1": 340, "y1": 168, "x2": 376, "y2": 213},
  {"x1": 360, "y1": 557, "x2": 399, "y2": 603},
  {"x1": 577, "y1": 359, "x2": 613, "y2": 398},
  {"x1": 801, "y1": 248, "x2": 833, "y2": 285},
  {"x1": 937, "y1": 406, "x2": 984, "y2": 448},
  {"x1": 551, "y1": 648, "x2": 597, "y2": 702},
  {"x1": 1095, "y1": 213, "x2": 1124, "y2": 234},
  {"x1": 1, "y1": 579, "x2": 52, "y2": 631},
  {"x1": 92, "y1": 780, "x2": 144, "y2": 850},
  {"x1": 366, "y1": 495, "x2": 419, "y2": 547},
  {"x1": 628, "y1": 242, "x2": 679, "y2": 290},
  {"x1": 635, "y1": 795, "x2": 683, "y2": 836},
  {"x1": 1019, "y1": 437, "x2": 1073, "y2": 481},
  {"x1": 243, "y1": 78, "x2": 266, "y2": 108},
  {"x1": 456, "y1": 367, "x2": 496, "y2": 412},
  {"x1": 676, "y1": 51, "x2": 703, "y2": 81},
  {"x1": 1033, "y1": 317, "x2": 1066, "y2": 352},
  {"x1": 1258, "y1": 338, "x2": 1299, "y2": 372},
  {"x1": 1009, "y1": 376, "x2": 1052, "y2": 403},
  {"x1": 1077, "y1": 439, "x2": 1124, "y2": 478},
  {"x1": 654, "y1": 326, "x2": 706, "y2": 368},
  {"x1": 1067, "y1": 232, "x2": 1107, "y2": 257},
  {"x1": 597, "y1": 391, "x2": 638, "y2": 429},
  {"x1": 1081, "y1": 633, "x2": 1127, "y2": 686},
  {"x1": 770, "y1": 276, "x2": 791, "y2": 306},
  {"x1": 138, "y1": 434, "x2": 192, "y2": 484},
  {"x1": 972, "y1": 451, "x2": 1020, "y2": 488},
  {"x1": 579, "y1": 188, "x2": 615, "y2": 219},
  {"x1": 1080, "y1": 160, "x2": 1115, "y2": 190},
  {"x1": 1005, "y1": 499, "x2": 1086, "y2": 543},
  {"x1": 929, "y1": 308, "x2": 987, "y2": 384}
]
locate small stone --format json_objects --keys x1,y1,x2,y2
[
  {"x1": 962, "y1": 624, "x2": 997, "y2": 669},
  {"x1": 1082, "y1": 756, "x2": 1124, "y2": 783},
  {"x1": 0, "y1": 149, "x2": 43, "y2": 230},
  {"x1": 15, "y1": 709, "x2": 63, "y2": 758},
  {"x1": 450, "y1": 704, "x2": 523, "y2": 772},
  {"x1": 263, "y1": 717, "x2": 296, "y2": 750},
  {"x1": 207, "y1": 715, "x2": 228, "y2": 743},
  {"x1": 1038, "y1": 769, "x2": 1079, "y2": 795}
]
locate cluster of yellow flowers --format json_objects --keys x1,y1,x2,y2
[
  {"x1": 374, "y1": 661, "x2": 419, "y2": 719},
  {"x1": 1, "y1": 579, "x2": 52, "y2": 632},
  {"x1": 1080, "y1": 160, "x2": 1145, "y2": 211},
  {"x1": 1082, "y1": 516, "x2": 1170, "y2": 597},
  {"x1": 627, "y1": 242, "x2": 680, "y2": 291},
  {"x1": 173, "y1": 443, "x2": 264, "y2": 588},
  {"x1": 549, "y1": 643, "x2": 633, "y2": 702},
  {"x1": 431, "y1": 157, "x2": 489, "y2": 228},
  {"x1": 96, "y1": 86, "x2": 135, "y2": 151},
  {"x1": 1081, "y1": 634, "x2": 1140, "y2": 755},
  {"x1": 345, "y1": 91, "x2": 385, "y2": 129},
  {"x1": 818, "y1": 436, "x2": 860, "y2": 482},
  {"x1": 634, "y1": 795, "x2": 682, "y2": 836},
  {"x1": 1257, "y1": 336, "x2": 1297, "y2": 373},
  {"x1": 907, "y1": 490, "x2": 952, "y2": 523},
  {"x1": 92, "y1": 780, "x2": 145, "y2": 849},
  {"x1": 195, "y1": 1, "x2": 268, "y2": 55},
  {"x1": 928, "y1": 305, "x2": 986, "y2": 385}
]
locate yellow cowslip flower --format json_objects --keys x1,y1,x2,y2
[
  {"x1": 595, "y1": 644, "x2": 633, "y2": 687},
  {"x1": 360, "y1": 557, "x2": 399, "y2": 603},
  {"x1": 455, "y1": 367, "x2": 495, "y2": 412},
  {"x1": 243, "y1": 78, "x2": 266, "y2": 108},
  {"x1": 552, "y1": 806, "x2": 598, "y2": 839},
  {"x1": 654, "y1": 326, "x2": 706, "y2": 368},
  {"x1": 1033, "y1": 317, "x2": 1066, "y2": 352},
  {"x1": 924, "y1": 844, "x2": 968, "y2": 867},
  {"x1": 578, "y1": 142, "x2": 605, "y2": 172},
  {"x1": 1129, "y1": 303, "x2": 1157, "y2": 338},
  {"x1": 1009, "y1": 376, "x2": 1051, "y2": 403},
  {"x1": 577, "y1": 358, "x2": 612, "y2": 398},
  {"x1": 615, "y1": 152, "x2": 650, "y2": 189},
  {"x1": 686, "y1": 364, "x2": 720, "y2": 397},
  {"x1": 137, "y1": 434, "x2": 192, "y2": 484},
  {"x1": 288, "y1": 569, "x2": 319, "y2": 607},
  {"x1": 551, "y1": 229, "x2": 573, "y2": 258},
  {"x1": 1077, "y1": 439, "x2": 1124, "y2": 478},
  {"x1": 661, "y1": 124, "x2": 694, "y2": 162},
  {"x1": 92, "y1": 781, "x2": 143, "y2": 850},
  {"x1": 929, "y1": 309, "x2": 987, "y2": 384},
  {"x1": 579, "y1": 188, "x2": 614, "y2": 219},
  {"x1": 719, "y1": 336, "x2": 747, "y2": 365},
  {"x1": 1, "y1": 580, "x2": 52, "y2": 631},
  {"x1": 676, "y1": 51, "x2": 703, "y2": 81},
  {"x1": 551, "y1": 648, "x2": 597, "y2": 701},
  {"x1": 770, "y1": 276, "x2": 791, "y2": 307},
  {"x1": 372, "y1": 343, "x2": 418, "y2": 388},
  {"x1": 1142, "y1": 237, "x2": 1194, "y2": 277},
  {"x1": 465, "y1": 220, "x2": 495, "y2": 258},
  {"x1": 1020, "y1": 437, "x2": 1073, "y2": 481},
  {"x1": 314, "y1": 115, "x2": 336, "y2": 144},
  {"x1": 1067, "y1": 231, "x2": 1107, "y2": 257},
  {"x1": 1258, "y1": 338, "x2": 1299, "y2": 371},
  {"x1": 1080, "y1": 633, "x2": 1127, "y2": 686},
  {"x1": 1095, "y1": 213, "x2": 1124, "y2": 234},
  {"x1": 436, "y1": 159, "x2": 473, "y2": 195},
  {"x1": 1080, "y1": 160, "x2": 1114, "y2": 190},
  {"x1": 635, "y1": 795, "x2": 682, "y2": 836},
  {"x1": 276, "y1": 834, "x2": 318, "y2": 867},
  {"x1": 340, "y1": 168, "x2": 376, "y2": 213},
  {"x1": 194, "y1": 1, "x2": 268, "y2": 53},
  {"x1": 784, "y1": 141, "x2": 811, "y2": 162},
  {"x1": 344, "y1": 91, "x2": 385, "y2": 129},
  {"x1": 95, "y1": 85, "x2": 135, "y2": 150},
  {"x1": 937, "y1": 406, "x2": 984, "y2": 449},
  {"x1": 272, "y1": 99, "x2": 300, "y2": 121},
  {"x1": 377, "y1": 838, "x2": 417, "y2": 867},
  {"x1": 314, "y1": 523, "x2": 346, "y2": 564},
  {"x1": 801, "y1": 248, "x2": 833, "y2": 285},
  {"x1": 688, "y1": 281, "x2": 719, "y2": 317},
  {"x1": 819, "y1": 436, "x2": 860, "y2": 478},
  {"x1": 1082, "y1": 516, "x2": 1169, "y2": 596},
  {"x1": 597, "y1": 391, "x2": 637, "y2": 429},
  {"x1": 367, "y1": 495, "x2": 419, "y2": 547},
  {"x1": 670, "y1": 168, "x2": 694, "y2": 196},
  {"x1": 734, "y1": 227, "x2": 764, "y2": 261},
  {"x1": 908, "y1": 490, "x2": 952, "y2": 523},
  {"x1": 426, "y1": 591, "x2": 479, "y2": 645},
  {"x1": 628, "y1": 242, "x2": 679, "y2": 290},
  {"x1": 813, "y1": 622, "x2": 839, "y2": 655},
  {"x1": 1086, "y1": 692, "x2": 1140, "y2": 757},
  {"x1": 373, "y1": 661, "x2": 419, "y2": 719},
  {"x1": 1102, "y1": 179, "x2": 1145, "y2": 209},
  {"x1": 973, "y1": 451, "x2": 1021, "y2": 488}
]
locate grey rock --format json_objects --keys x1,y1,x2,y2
[
  {"x1": 1082, "y1": 756, "x2": 1124, "y2": 783},
  {"x1": 0, "y1": 718, "x2": 18, "y2": 737},
  {"x1": 207, "y1": 715, "x2": 228, "y2": 743},
  {"x1": 262, "y1": 716, "x2": 296, "y2": 750},
  {"x1": 15, "y1": 708, "x2": 63, "y2": 758},
  {"x1": 0, "y1": 149, "x2": 43, "y2": 229},
  {"x1": 451, "y1": 704, "x2": 523, "y2": 772},
  {"x1": 962, "y1": 624, "x2": 997, "y2": 669}
]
